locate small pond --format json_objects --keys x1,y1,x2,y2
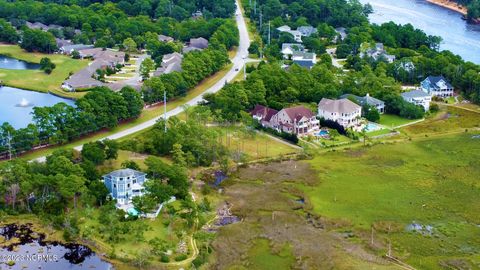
[
  {"x1": 0, "y1": 55, "x2": 40, "y2": 70},
  {"x1": 0, "y1": 223, "x2": 113, "y2": 270},
  {"x1": 0, "y1": 86, "x2": 75, "y2": 129}
]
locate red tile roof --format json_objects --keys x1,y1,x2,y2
[
  {"x1": 283, "y1": 106, "x2": 315, "y2": 122},
  {"x1": 251, "y1": 105, "x2": 278, "y2": 122}
]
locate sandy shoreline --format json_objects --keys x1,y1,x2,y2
[{"x1": 425, "y1": 0, "x2": 467, "y2": 16}]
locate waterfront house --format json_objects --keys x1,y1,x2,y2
[
  {"x1": 401, "y1": 89, "x2": 432, "y2": 111},
  {"x1": 420, "y1": 75, "x2": 454, "y2": 97},
  {"x1": 362, "y1": 43, "x2": 396, "y2": 63},
  {"x1": 250, "y1": 104, "x2": 278, "y2": 128},
  {"x1": 281, "y1": 43, "x2": 305, "y2": 59},
  {"x1": 340, "y1": 93, "x2": 385, "y2": 114},
  {"x1": 318, "y1": 98, "x2": 362, "y2": 128},
  {"x1": 103, "y1": 169, "x2": 148, "y2": 206},
  {"x1": 270, "y1": 106, "x2": 320, "y2": 136}
]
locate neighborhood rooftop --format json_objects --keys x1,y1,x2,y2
[
  {"x1": 401, "y1": 89, "x2": 431, "y2": 98},
  {"x1": 318, "y1": 98, "x2": 361, "y2": 113}
]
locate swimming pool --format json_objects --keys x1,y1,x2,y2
[
  {"x1": 127, "y1": 207, "x2": 139, "y2": 216},
  {"x1": 365, "y1": 122, "x2": 382, "y2": 132},
  {"x1": 317, "y1": 130, "x2": 329, "y2": 136}
]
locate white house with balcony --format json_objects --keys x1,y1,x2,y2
[
  {"x1": 103, "y1": 169, "x2": 148, "y2": 206},
  {"x1": 420, "y1": 75, "x2": 454, "y2": 97},
  {"x1": 401, "y1": 89, "x2": 432, "y2": 111},
  {"x1": 318, "y1": 98, "x2": 362, "y2": 129}
]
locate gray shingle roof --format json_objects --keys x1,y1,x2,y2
[
  {"x1": 340, "y1": 94, "x2": 384, "y2": 107},
  {"x1": 104, "y1": 168, "x2": 146, "y2": 178},
  {"x1": 318, "y1": 98, "x2": 361, "y2": 114},
  {"x1": 401, "y1": 89, "x2": 431, "y2": 99},
  {"x1": 422, "y1": 75, "x2": 453, "y2": 90}
]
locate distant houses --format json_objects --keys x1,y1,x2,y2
[
  {"x1": 420, "y1": 75, "x2": 454, "y2": 97},
  {"x1": 62, "y1": 48, "x2": 125, "y2": 91},
  {"x1": 318, "y1": 98, "x2": 362, "y2": 129},
  {"x1": 340, "y1": 93, "x2": 385, "y2": 114},
  {"x1": 59, "y1": 44, "x2": 94, "y2": 55},
  {"x1": 103, "y1": 168, "x2": 148, "y2": 206},
  {"x1": 401, "y1": 89, "x2": 432, "y2": 111},
  {"x1": 362, "y1": 43, "x2": 396, "y2": 63},
  {"x1": 251, "y1": 105, "x2": 319, "y2": 136},
  {"x1": 158, "y1": 34, "x2": 174, "y2": 43},
  {"x1": 277, "y1": 25, "x2": 317, "y2": 43}
]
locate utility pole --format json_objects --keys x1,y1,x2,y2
[
  {"x1": 164, "y1": 90, "x2": 167, "y2": 133},
  {"x1": 268, "y1": 21, "x2": 271, "y2": 45}
]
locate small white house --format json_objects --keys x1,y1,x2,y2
[
  {"x1": 318, "y1": 98, "x2": 362, "y2": 128},
  {"x1": 401, "y1": 89, "x2": 432, "y2": 111}
]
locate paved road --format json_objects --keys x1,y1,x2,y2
[{"x1": 34, "y1": 0, "x2": 250, "y2": 162}]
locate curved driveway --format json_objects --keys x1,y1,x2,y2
[{"x1": 34, "y1": 0, "x2": 250, "y2": 161}]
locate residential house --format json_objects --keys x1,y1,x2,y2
[
  {"x1": 192, "y1": 10, "x2": 203, "y2": 19},
  {"x1": 153, "y1": 52, "x2": 183, "y2": 76},
  {"x1": 158, "y1": 34, "x2": 174, "y2": 42},
  {"x1": 318, "y1": 98, "x2": 362, "y2": 128},
  {"x1": 420, "y1": 75, "x2": 454, "y2": 97},
  {"x1": 291, "y1": 51, "x2": 316, "y2": 69},
  {"x1": 276, "y1": 25, "x2": 302, "y2": 42},
  {"x1": 55, "y1": 38, "x2": 72, "y2": 50},
  {"x1": 334, "y1": 27, "x2": 347, "y2": 43},
  {"x1": 297, "y1": 26, "x2": 317, "y2": 37},
  {"x1": 281, "y1": 43, "x2": 305, "y2": 59},
  {"x1": 340, "y1": 93, "x2": 385, "y2": 114},
  {"x1": 401, "y1": 89, "x2": 431, "y2": 111},
  {"x1": 270, "y1": 106, "x2": 320, "y2": 136},
  {"x1": 103, "y1": 169, "x2": 148, "y2": 206},
  {"x1": 250, "y1": 104, "x2": 278, "y2": 128},
  {"x1": 183, "y1": 37, "x2": 209, "y2": 53},
  {"x1": 363, "y1": 43, "x2": 396, "y2": 63},
  {"x1": 59, "y1": 44, "x2": 94, "y2": 55}
]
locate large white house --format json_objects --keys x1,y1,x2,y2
[
  {"x1": 318, "y1": 98, "x2": 362, "y2": 128},
  {"x1": 420, "y1": 75, "x2": 454, "y2": 97},
  {"x1": 401, "y1": 89, "x2": 432, "y2": 111},
  {"x1": 103, "y1": 169, "x2": 148, "y2": 206}
]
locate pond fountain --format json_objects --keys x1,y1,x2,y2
[
  {"x1": 0, "y1": 55, "x2": 41, "y2": 70},
  {"x1": 15, "y1": 98, "x2": 33, "y2": 108},
  {"x1": 0, "y1": 86, "x2": 74, "y2": 129}
]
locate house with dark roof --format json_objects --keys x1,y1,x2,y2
[
  {"x1": 340, "y1": 93, "x2": 385, "y2": 113},
  {"x1": 59, "y1": 44, "x2": 94, "y2": 55},
  {"x1": 291, "y1": 51, "x2": 316, "y2": 69},
  {"x1": 103, "y1": 169, "x2": 148, "y2": 206},
  {"x1": 250, "y1": 104, "x2": 278, "y2": 128},
  {"x1": 318, "y1": 98, "x2": 362, "y2": 129},
  {"x1": 189, "y1": 37, "x2": 209, "y2": 49},
  {"x1": 270, "y1": 106, "x2": 320, "y2": 136},
  {"x1": 297, "y1": 26, "x2": 317, "y2": 37},
  {"x1": 420, "y1": 75, "x2": 454, "y2": 97},
  {"x1": 401, "y1": 89, "x2": 431, "y2": 111}
]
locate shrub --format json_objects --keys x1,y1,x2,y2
[{"x1": 174, "y1": 254, "x2": 188, "y2": 261}]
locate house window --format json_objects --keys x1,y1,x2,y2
[
  {"x1": 128, "y1": 184, "x2": 130, "y2": 188},
  {"x1": 114, "y1": 184, "x2": 116, "y2": 188},
  {"x1": 133, "y1": 179, "x2": 137, "y2": 184}
]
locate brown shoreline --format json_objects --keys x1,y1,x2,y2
[{"x1": 425, "y1": 0, "x2": 467, "y2": 15}]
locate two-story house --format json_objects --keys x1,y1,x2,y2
[
  {"x1": 420, "y1": 75, "x2": 454, "y2": 97},
  {"x1": 401, "y1": 89, "x2": 432, "y2": 111},
  {"x1": 318, "y1": 98, "x2": 362, "y2": 128},
  {"x1": 103, "y1": 169, "x2": 148, "y2": 206},
  {"x1": 250, "y1": 104, "x2": 279, "y2": 128},
  {"x1": 269, "y1": 106, "x2": 320, "y2": 136}
]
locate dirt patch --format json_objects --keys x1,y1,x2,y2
[{"x1": 208, "y1": 161, "x2": 394, "y2": 269}]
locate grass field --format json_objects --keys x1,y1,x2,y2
[
  {"x1": 303, "y1": 133, "x2": 480, "y2": 269},
  {"x1": 379, "y1": 114, "x2": 420, "y2": 128},
  {"x1": 0, "y1": 44, "x2": 89, "y2": 98},
  {"x1": 212, "y1": 126, "x2": 300, "y2": 160}
]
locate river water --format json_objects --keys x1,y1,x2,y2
[{"x1": 359, "y1": 0, "x2": 480, "y2": 63}]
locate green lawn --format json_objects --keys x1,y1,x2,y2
[
  {"x1": 0, "y1": 44, "x2": 89, "y2": 98},
  {"x1": 378, "y1": 114, "x2": 420, "y2": 128},
  {"x1": 246, "y1": 239, "x2": 295, "y2": 270},
  {"x1": 302, "y1": 133, "x2": 480, "y2": 269}
]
